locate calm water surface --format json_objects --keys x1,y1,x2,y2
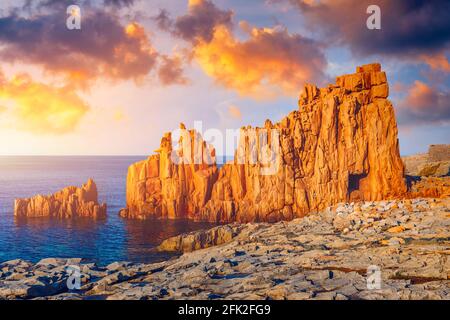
[{"x1": 0, "y1": 156, "x2": 217, "y2": 265}]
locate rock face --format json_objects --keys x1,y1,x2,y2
[
  {"x1": 403, "y1": 144, "x2": 450, "y2": 177},
  {"x1": 119, "y1": 125, "x2": 218, "y2": 220},
  {"x1": 14, "y1": 179, "x2": 107, "y2": 219},
  {"x1": 122, "y1": 63, "x2": 407, "y2": 222},
  {"x1": 409, "y1": 177, "x2": 450, "y2": 199}
]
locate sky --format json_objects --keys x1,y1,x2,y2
[{"x1": 0, "y1": 0, "x2": 448, "y2": 156}]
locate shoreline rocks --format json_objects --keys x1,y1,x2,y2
[
  {"x1": 157, "y1": 224, "x2": 244, "y2": 253},
  {"x1": 2, "y1": 197, "x2": 448, "y2": 300},
  {"x1": 14, "y1": 179, "x2": 107, "y2": 219},
  {"x1": 122, "y1": 63, "x2": 407, "y2": 222}
]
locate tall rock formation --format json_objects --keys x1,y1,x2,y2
[
  {"x1": 119, "y1": 126, "x2": 218, "y2": 220},
  {"x1": 121, "y1": 63, "x2": 407, "y2": 222},
  {"x1": 14, "y1": 179, "x2": 107, "y2": 218}
]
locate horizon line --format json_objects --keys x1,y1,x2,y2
[{"x1": 0, "y1": 154, "x2": 237, "y2": 157}]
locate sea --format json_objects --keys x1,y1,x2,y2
[{"x1": 0, "y1": 156, "x2": 217, "y2": 266}]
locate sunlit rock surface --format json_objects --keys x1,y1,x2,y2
[
  {"x1": 122, "y1": 63, "x2": 407, "y2": 222},
  {"x1": 14, "y1": 179, "x2": 107, "y2": 219},
  {"x1": 409, "y1": 177, "x2": 450, "y2": 198}
]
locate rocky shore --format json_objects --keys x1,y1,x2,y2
[{"x1": 1, "y1": 197, "x2": 448, "y2": 300}]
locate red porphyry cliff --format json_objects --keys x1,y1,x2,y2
[
  {"x1": 14, "y1": 179, "x2": 107, "y2": 218},
  {"x1": 120, "y1": 63, "x2": 408, "y2": 222}
]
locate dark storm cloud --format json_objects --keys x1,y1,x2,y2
[
  {"x1": 21, "y1": 0, "x2": 136, "y2": 10},
  {"x1": 0, "y1": 4, "x2": 159, "y2": 85},
  {"x1": 103, "y1": 0, "x2": 136, "y2": 7},
  {"x1": 285, "y1": 0, "x2": 450, "y2": 57},
  {"x1": 161, "y1": 0, "x2": 233, "y2": 44}
]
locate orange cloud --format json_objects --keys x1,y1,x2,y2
[
  {"x1": 0, "y1": 10, "x2": 159, "y2": 88},
  {"x1": 421, "y1": 53, "x2": 450, "y2": 73},
  {"x1": 0, "y1": 72, "x2": 89, "y2": 134},
  {"x1": 106, "y1": 22, "x2": 159, "y2": 82},
  {"x1": 397, "y1": 80, "x2": 450, "y2": 126},
  {"x1": 194, "y1": 24, "x2": 326, "y2": 98},
  {"x1": 228, "y1": 105, "x2": 242, "y2": 119},
  {"x1": 158, "y1": 54, "x2": 190, "y2": 86}
]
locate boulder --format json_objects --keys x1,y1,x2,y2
[{"x1": 157, "y1": 225, "x2": 242, "y2": 253}]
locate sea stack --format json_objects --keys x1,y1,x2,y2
[
  {"x1": 14, "y1": 179, "x2": 107, "y2": 218},
  {"x1": 121, "y1": 63, "x2": 408, "y2": 222}
]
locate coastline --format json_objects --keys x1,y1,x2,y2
[{"x1": 1, "y1": 197, "x2": 448, "y2": 300}]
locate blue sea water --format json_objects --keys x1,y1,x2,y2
[{"x1": 0, "y1": 156, "x2": 217, "y2": 265}]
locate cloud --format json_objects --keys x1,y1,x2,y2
[
  {"x1": 172, "y1": 0, "x2": 233, "y2": 43},
  {"x1": 0, "y1": 71, "x2": 89, "y2": 134},
  {"x1": 153, "y1": 9, "x2": 172, "y2": 31},
  {"x1": 420, "y1": 53, "x2": 450, "y2": 73},
  {"x1": 158, "y1": 54, "x2": 190, "y2": 86},
  {"x1": 194, "y1": 24, "x2": 326, "y2": 97},
  {"x1": 283, "y1": 0, "x2": 450, "y2": 59},
  {"x1": 103, "y1": 0, "x2": 136, "y2": 7},
  {"x1": 396, "y1": 80, "x2": 450, "y2": 126},
  {"x1": 153, "y1": 0, "x2": 326, "y2": 97},
  {"x1": 0, "y1": 6, "x2": 158, "y2": 87},
  {"x1": 228, "y1": 105, "x2": 242, "y2": 119},
  {"x1": 22, "y1": 0, "x2": 137, "y2": 11}
]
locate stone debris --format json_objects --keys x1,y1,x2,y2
[
  {"x1": 409, "y1": 177, "x2": 450, "y2": 199},
  {"x1": 1, "y1": 197, "x2": 448, "y2": 300}
]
